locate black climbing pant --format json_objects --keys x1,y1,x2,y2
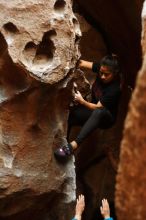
[{"x1": 68, "y1": 105, "x2": 114, "y2": 145}]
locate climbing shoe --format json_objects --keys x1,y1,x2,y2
[{"x1": 54, "y1": 143, "x2": 73, "y2": 159}]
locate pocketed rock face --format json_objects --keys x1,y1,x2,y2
[
  {"x1": 0, "y1": 1, "x2": 82, "y2": 219},
  {"x1": 0, "y1": 0, "x2": 81, "y2": 83},
  {"x1": 116, "y1": 1, "x2": 146, "y2": 219}
]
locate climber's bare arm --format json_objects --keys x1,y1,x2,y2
[
  {"x1": 79, "y1": 60, "x2": 93, "y2": 69},
  {"x1": 74, "y1": 91, "x2": 103, "y2": 110}
]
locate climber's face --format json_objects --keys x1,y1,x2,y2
[{"x1": 99, "y1": 65, "x2": 114, "y2": 83}]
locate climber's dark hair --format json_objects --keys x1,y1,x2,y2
[{"x1": 100, "y1": 54, "x2": 121, "y2": 76}]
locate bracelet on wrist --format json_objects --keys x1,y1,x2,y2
[
  {"x1": 72, "y1": 215, "x2": 81, "y2": 220},
  {"x1": 104, "y1": 217, "x2": 113, "y2": 220}
]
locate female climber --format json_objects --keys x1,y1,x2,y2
[{"x1": 54, "y1": 54, "x2": 122, "y2": 159}]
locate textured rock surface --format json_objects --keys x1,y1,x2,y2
[
  {"x1": 0, "y1": 0, "x2": 145, "y2": 219},
  {"x1": 116, "y1": 1, "x2": 146, "y2": 219},
  {"x1": 0, "y1": 0, "x2": 82, "y2": 219},
  {"x1": 0, "y1": 0, "x2": 81, "y2": 84}
]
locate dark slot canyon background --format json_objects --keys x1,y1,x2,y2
[
  {"x1": 0, "y1": 1, "x2": 146, "y2": 220},
  {"x1": 72, "y1": 1, "x2": 144, "y2": 220}
]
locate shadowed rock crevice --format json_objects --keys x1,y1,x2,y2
[
  {"x1": 72, "y1": 17, "x2": 80, "y2": 34},
  {"x1": 54, "y1": 0, "x2": 66, "y2": 13},
  {"x1": 34, "y1": 30, "x2": 56, "y2": 65},
  {"x1": 23, "y1": 30, "x2": 57, "y2": 69},
  {"x1": 3, "y1": 22, "x2": 19, "y2": 34},
  {"x1": 2, "y1": 22, "x2": 19, "y2": 47}
]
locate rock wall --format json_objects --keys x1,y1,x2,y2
[
  {"x1": 0, "y1": 0, "x2": 146, "y2": 219},
  {"x1": 0, "y1": 1, "x2": 82, "y2": 219},
  {"x1": 116, "y1": 1, "x2": 146, "y2": 219}
]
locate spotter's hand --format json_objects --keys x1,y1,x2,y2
[
  {"x1": 100, "y1": 199, "x2": 110, "y2": 219},
  {"x1": 75, "y1": 194, "x2": 85, "y2": 216}
]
